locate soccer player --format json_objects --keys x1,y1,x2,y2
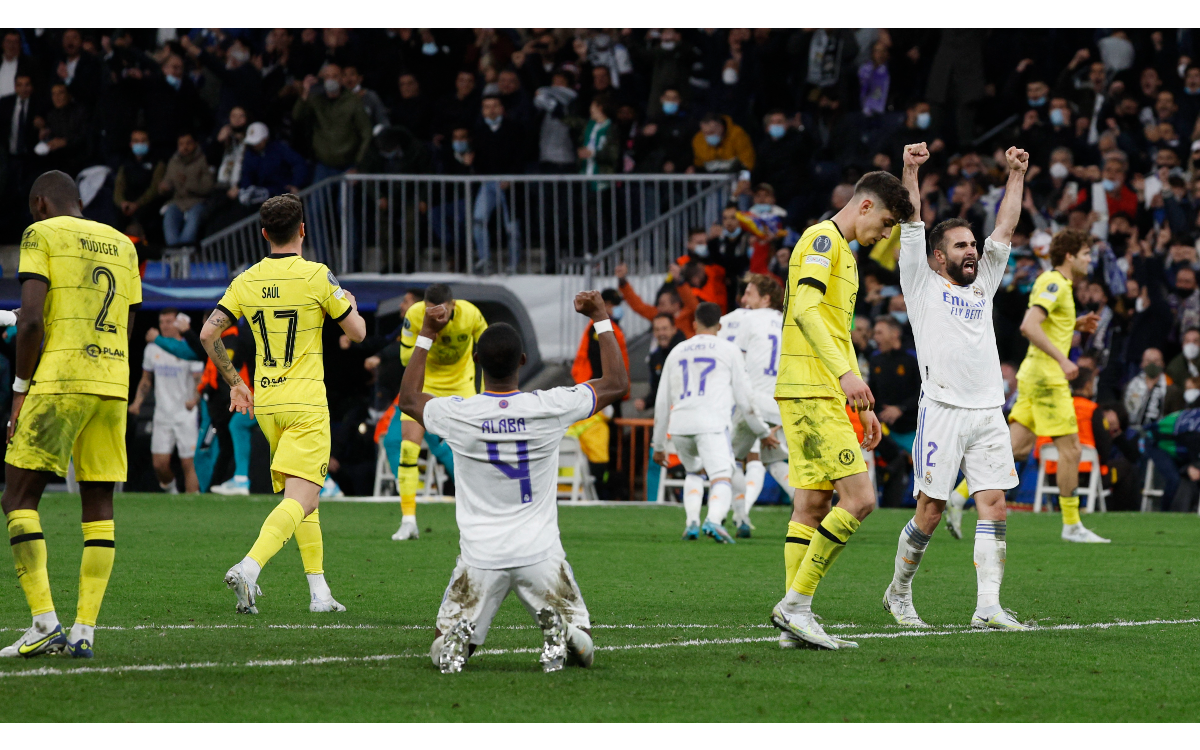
[
  {"x1": 1, "y1": 171, "x2": 142, "y2": 658},
  {"x1": 770, "y1": 171, "x2": 904, "y2": 650},
  {"x1": 882, "y1": 143, "x2": 1028, "y2": 630},
  {"x1": 1009, "y1": 229, "x2": 1107, "y2": 543},
  {"x1": 398, "y1": 291, "x2": 628, "y2": 674},
  {"x1": 727, "y1": 274, "x2": 790, "y2": 538},
  {"x1": 202, "y1": 194, "x2": 366, "y2": 614},
  {"x1": 390, "y1": 283, "x2": 487, "y2": 540},
  {"x1": 651, "y1": 302, "x2": 770, "y2": 543},
  {"x1": 129, "y1": 308, "x2": 205, "y2": 494}
]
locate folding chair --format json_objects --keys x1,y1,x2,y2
[
  {"x1": 1140, "y1": 458, "x2": 1164, "y2": 512},
  {"x1": 1033, "y1": 444, "x2": 1106, "y2": 514},
  {"x1": 557, "y1": 435, "x2": 596, "y2": 502}
]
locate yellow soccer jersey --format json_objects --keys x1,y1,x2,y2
[
  {"x1": 1016, "y1": 269, "x2": 1074, "y2": 385},
  {"x1": 216, "y1": 252, "x2": 351, "y2": 415},
  {"x1": 400, "y1": 299, "x2": 487, "y2": 393},
  {"x1": 776, "y1": 220, "x2": 860, "y2": 400},
  {"x1": 18, "y1": 216, "x2": 142, "y2": 399}
]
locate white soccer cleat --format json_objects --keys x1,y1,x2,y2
[
  {"x1": 309, "y1": 593, "x2": 346, "y2": 613},
  {"x1": 770, "y1": 603, "x2": 840, "y2": 650},
  {"x1": 882, "y1": 585, "x2": 931, "y2": 628},
  {"x1": 536, "y1": 608, "x2": 568, "y2": 673},
  {"x1": 945, "y1": 504, "x2": 963, "y2": 539},
  {"x1": 1062, "y1": 524, "x2": 1110, "y2": 543},
  {"x1": 391, "y1": 519, "x2": 420, "y2": 541},
  {"x1": 438, "y1": 619, "x2": 475, "y2": 674},
  {"x1": 0, "y1": 623, "x2": 67, "y2": 658},
  {"x1": 211, "y1": 476, "x2": 250, "y2": 496},
  {"x1": 971, "y1": 608, "x2": 1033, "y2": 631},
  {"x1": 778, "y1": 630, "x2": 805, "y2": 649},
  {"x1": 224, "y1": 564, "x2": 260, "y2": 614}
]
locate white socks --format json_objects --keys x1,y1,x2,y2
[
  {"x1": 69, "y1": 623, "x2": 94, "y2": 643},
  {"x1": 240, "y1": 556, "x2": 262, "y2": 588},
  {"x1": 974, "y1": 520, "x2": 1006, "y2": 614},
  {"x1": 891, "y1": 519, "x2": 932, "y2": 595},
  {"x1": 744, "y1": 460, "x2": 765, "y2": 512},
  {"x1": 731, "y1": 465, "x2": 747, "y2": 523},
  {"x1": 683, "y1": 474, "x2": 704, "y2": 526},
  {"x1": 307, "y1": 573, "x2": 331, "y2": 600},
  {"x1": 32, "y1": 611, "x2": 60, "y2": 633},
  {"x1": 706, "y1": 479, "x2": 732, "y2": 526},
  {"x1": 767, "y1": 461, "x2": 791, "y2": 493},
  {"x1": 401, "y1": 514, "x2": 417, "y2": 525},
  {"x1": 782, "y1": 589, "x2": 813, "y2": 613}
]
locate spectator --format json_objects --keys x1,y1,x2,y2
[
  {"x1": 532, "y1": 70, "x2": 579, "y2": 174},
  {"x1": 113, "y1": 129, "x2": 166, "y2": 237},
  {"x1": 239, "y1": 122, "x2": 309, "y2": 200},
  {"x1": 142, "y1": 54, "x2": 207, "y2": 163},
  {"x1": 633, "y1": 87, "x2": 694, "y2": 174},
  {"x1": 636, "y1": 312, "x2": 685, "y2": 414},
  {"x1": 0, "y1": 73, "x2": 37, "y2": 241},
  {"x1": 53, "y1": 29, "x2": 102, "y2": 109},
  {"x1": 678, "y1": 227, "x2": 729, "y2": 312},
  {"x1": 1125, "y1": 348, "x2": 1184, "y2": 427},
  {"x1": 692, "y1": 112, "x2": 755, "y2": 173},
  {"x1": 1169, "y1": 265, "x2": 1200, "y2": 341},
  {"x1": 1168, "y1": 327, "x2": 1200, "y2": 386},
  {"x1": 211, "y1": 106, "x2": 249, "y2": 197},
  {"x1": 857, "y1": 40, "x2": 891, "y2": 117},
  {"x1": 35, "y1": 83, "x2": 88, "y2": 178},
  {"x1": 159, "y1": 132, "x2": 213, "y2": 247},
  {"x1": 343, "y1": 64, "x2": 390, "y2": 130},
  {"x1": 1100, "y1": 155, "x2": 1139, "y2": 218},
  {"x1": 753, "y1": 110, "x2": 816, "y2": 220},
  {"x1": 470, "y1": 95, "x2": 524, "y2": 272},
  {"x1": 614, "y1": 261, "x2": 698, "y2": 338},
  {"x1": 180, "y1": 34, "x2": 261, "y2": 126},
  {"x1": 495, "y1": 67, "x2": 533, "y2": 129},
  {"x1": 0, "y1": 30, "x2": 35, "y2": 99},
  {"x1": 389, "y1": 72, "x2": 432, "y2": 140},
  {"x1": 869, "y1": 315, "x2": 921, "y2": 454},
  {"x1": 292, "y1": 63, "x2": 373, "y2": 181},
  {"x1": 578, "y1": 95, "x2": 619, "y2": 177},
  {"x1": 432, "y1": 70, "x2": 479, "y2": 140}
]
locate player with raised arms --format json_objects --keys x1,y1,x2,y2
[{"x1": 399, "y1": 291, "x2": 628, "y2": 674}]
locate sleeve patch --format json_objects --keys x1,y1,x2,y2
[
  {"x1": 1038, "y1": 292, "x2": 1058, "y2": 302},
  {"x1": 334, "y1": 288, "x2": 346, "y2": 300},
  {"x1": 813, "y1": 235, "x2": 832, "y2": 253},
  {"x1": 804, "y1": 255, "x2": 831, "y2": 268},
  {"x1": 327, "y1": 270, "x2": 339, "y2": 287},
  {"x1": 1046, "y1": 282, "x2": 1058, "y2": 293}
]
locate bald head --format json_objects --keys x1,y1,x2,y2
[{"x1": 29, "y1": 170, "x2": 82, "y2": 221}]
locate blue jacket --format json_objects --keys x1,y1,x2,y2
[{"x1": 239, "y1": 141, "x2": 310, "y2": 197}]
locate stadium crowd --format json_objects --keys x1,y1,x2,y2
[{"x1": 3, "y1": 28, "x2": 1200, "y2": 510}]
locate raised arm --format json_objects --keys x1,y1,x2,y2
[
  {"x1": 397, "y1": 303, "x2": 452, "y2": 426},
  {"x1": 991, "y1": 147, "x2": 1030, "y2": 247},
  {"x1": 200, "y1": 309, "x2": 254, "y2": 417},
  {"x1": 574, "y1": 290, "x2": 630, "y2": 410},
  {"x1": 901, "y1": 142, "x2": 928, "y2": 223},
  {"x1": 899, "y1": 143, "x2": 931, "y2": 288}
]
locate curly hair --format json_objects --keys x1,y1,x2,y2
[
  {"x1": 1049, "y1": 228, "x2": 1092, "y2": 267},
  {"x1": 853, "y1": 170, "x2": 914, "y2": 222},
  {"x1": 745, "y1": 273, "x2": 785, "y2": 311},
  {"x1": 259, "y1": 194, "x2": 304, "y2": 246}
]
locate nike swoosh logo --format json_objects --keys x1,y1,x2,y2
[{"x1": 18, "y1": 632, "x2": 58, "y2": 654}]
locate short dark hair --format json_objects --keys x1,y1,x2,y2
[
  {"x1": 476, "y1": 323, "x2": 524, "y2": 380},
  {"x1": 695, "y1": 302, "x2": 721, "y2": 329},
  {"x1": 873, "y1": 315, "x2": 902, "y2": 334},
  {"x1": 28, "y1": 170, "x2": 80, "y2": 210},
  {"x1": 853, "y1": 171, "x2": 913, "y2": 221},
  {"x1": 259, "y1": 194, "x2": 304, "y2": 246},
  {"x1": 653, "y1": 312, "x2": 676, "y2": 326},
  {"x1": 930, "y1": 218, "x2": 973, "y2": 256},
  {"x1": 1049, "y1": 228, "x2": 1091, "y2": 266},
  {"x1": 745, "y1": 273, "x2": 785, "y2": 311},
  {"x1": 699, "y1": 112, "x2": 724, "y2": 127},
  {"x1": 1069, "y1": 366, "x2": 1094, "y2": 394},
  {"x1": 424, "y1": 283, "x2": 453, "y2": 306},
  {"x1": 601, "y1": 288, "x2": 622, "y2": 306}
]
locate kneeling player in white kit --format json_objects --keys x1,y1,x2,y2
[
  {"x1": 883, "y1": 143, "x2": 1030, "y2": 631},
  {"x1": 652, "y1": 302, "x2": 770, "y2": 543},
  {"x1": 399, "y1": 291, "x2": 629, "y2": 674}
]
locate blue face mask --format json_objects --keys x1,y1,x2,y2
[
  {"x1": 1049, "y1": 109, "x2": 1065, "y2": 127},
  {"x1": 1028, "y1": 96, "x2": 1047, "y2": 108},
  {"x1": 1101, "y1": 179, "x2": 1118, "y2": 192},
  {"x1": 484, "y1": 116, "x2": 502, "y2": 129},
  {"x1": 165, "y1": 74, "x2": 182, "y2": 90},
  {"x1": 661, "y1": 101, "x2": 679, "y2": 116},
  {"x1": 1187, "y1": 87, "x2": 1200, "y2": 96},
  {"x1": 422, "y1": 42, "x2": 439, "y2": 56},
  {"x1": 915, "y1": 111, "x2": 931, "y2": 130},
  {"x1": 768, "y1": 124, "x2": 786, "y2": 140},
  {"x1": 891, "y1": 311, "x2": 909, "y2": 325},
  {"x1": 705, "y1": 133, "x2": 722, "y2": 147},
  {"x1": 131, "y1": 142, "x2": 149, "y2": 157},
  {"x1": 452, "y1": 140, "x2": 469, "y2": 154},
  {"x1": 610, "y1": 305, "x2": 624, "y2": 322},
  {"x1": 722, "y1": 227, "x2": 741, "y2": 239}
]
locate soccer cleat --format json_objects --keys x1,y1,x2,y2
[
  {"x1": 778, "y1": 630, "x2": 805, "y2": 649},
  {"x1": 0, "y1": 624, "x2": 67, "y2": 658},
  {"x1": 224, "y1": 564, "x2": 261, "y2": 614},
  {"x1": 882, "y1": 585, "x2": 931, "y2": 628},
  {"x1": 681, "y1": 522, "x2": 700, "y2": 541},
  {"x1": 971, "y1": 608, "x2": 1033, "y2": 631},
  {"x1": 1062, "y1": 524, "x2": 1110, "y2": 543},
  {"x1": 736, "y1": 522, "x2": 752, "y2": 539},
  {"x1": 701, "y1": 519, "x2": 736, "y2": 544},
  {"x1": 536, "y1": 608, "x2": 568, "y2": 673},
  {"x1": 65, "y1": 638, "x2": 94, "y2": 658},
  {"x1": 319, "y1": 477, "x2": 344, "y2": 498},
  {"x1": 391, "y1": 519, "x2": 420, "y2": 541},
  {"x1": 945, "y1": 505, "x2": 963, "y2": 539},
  {"x1": 310, "y1": 594, "x2": 347, "y2": 613},
  {"x1": 211, "y1": 476, "x2": 250, "y2": 496},
  {"x1": 770, "y1": 603, "x2": 839, "y2": 650},
  {"x1": 438, "y1": 619, "x2": 475, "y2": 674}
]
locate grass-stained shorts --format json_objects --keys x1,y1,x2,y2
[
  {"x1": 7, "y1": 393, "x2": 128, "y2": 482},
  {"x1": 778, "y1": 396, "x2": 867, "y2": 491},
  {"x1": 256, "y1": 410, "x2": 331, "y2": 492},
  {"x1": 399, "y1": 381, "x2": 476, "y2": 423},
  {"x1": 1009, "y1": 378, "x2": 1077, "y2": 437}
]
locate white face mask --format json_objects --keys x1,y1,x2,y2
[
  {"x1": 1135, "y1": 296, "x2": 1148, "y2": 313},
  {"x1": 722, "y1": 67, "x2": 738, "y2": 85},
  {"x1": 1187, "y1": 388, "x2": 1200, "y2": 404},
  {"x1": 1049, "y1": 162, "x2": 1070, "y2": 179},
  {"x1": 1186, "y1": 343, "x2": 1200, "y2": 361}
]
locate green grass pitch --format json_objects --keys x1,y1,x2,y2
[{"x1": 0, "y1": 494, "x2": 1197, "y2": 722}]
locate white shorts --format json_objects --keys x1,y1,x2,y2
[
  {"x1": 436, "y1": 554, "x2": 590, "y2": 646},
  {"x1": 913, "y1": 399, "x2": 1017, "y2": 501},
  {"x1": 731, "y1": 411, "x2": 788, "y2": 465},
  {"x1": 151, "y1": 416, "x2": 198, "y2": 459},
  {"x1": 671, "y1": 430, "x2": 735, "y2": 480}
]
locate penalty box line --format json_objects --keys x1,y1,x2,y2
[{"x1": 0, "y1": 617, "x2": 1196, "y2": 680}]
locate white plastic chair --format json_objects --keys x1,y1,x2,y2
[
  {"x1": 655, "y1": 464, "x2": 711, "y2": 503},
  {"x1": 373, "y1": 443, "x2": 396, "y2": 497},
  {"x1": 556, "y1": 435, "x2": 596, "y2": 502},
  {"x1": 372, "y1": 441, "x2": 446, "y2": 498},
  {"x1": 1140, "y1": 458, "x2": 1163, "y2": 512},
  {"x1": 1033, "y1": 444, "x2": 1107, "y2": 513}
]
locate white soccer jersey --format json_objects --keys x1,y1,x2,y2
[
  {"x1": 899, "y1": 221, "x2": 1008, "y2": 409},
  {"x1": 719, "y1": 307, "x2": 749, "y2": 347},
  {"x1": 142, "y1": 342, "x2": 204, "y2": 423},
  {"x1": 738, "y1": 307, "x2": 784, "y2": 424},
  {"x1": 423, "y1": 384, "x2": 597, "y2": 570},
  {"x1": 652, "y1": 334, "x2": 767, "y2": 450}
]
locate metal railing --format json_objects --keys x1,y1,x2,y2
[{"x1": 198, "y1": 174, "x2": 727, "y2": 276}]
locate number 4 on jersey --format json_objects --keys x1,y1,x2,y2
[{"x1": 487, "y1": 441, "x2": 532, "y2": 503}]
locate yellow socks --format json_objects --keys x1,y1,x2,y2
[
  {"x1": 784, "y1": 522, "x2": 815, "y2": 591},
  {"x1": 247, "y1": 498, "x2": 305, "y2": 568},
  {"x1": 1060, "y1": 495, "x2": 1081, "y2": 526},
  {"x1": 7, "y1": 510, "x2": 55, "y2": 617},
  {"x1": 790, "y1": 507, "x2": 861, "y2": 596},
  {"x1": 77, "y1": 520, "x2": 115, "y2": 627},
  {"x1": 294, "y1": 507, "x2": 323, "y2": 575},
  {"x1": 399, "y1": 439, "x2": 420, "y2": 519}
]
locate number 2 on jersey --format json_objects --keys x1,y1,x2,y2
[
  {"x1": 250, "y1": 309, "x2": 299, "y2": 368},
  {"x1": 486, "y1": 441, "x2": 532, "y2": 503},
  {"x1": 678, "y1": 357, "x2": 717, "y2": 399},
  {"x1": 91, "y1": 267, "x2": 118, "y2": 333}
]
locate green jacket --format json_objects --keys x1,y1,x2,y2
[{"x1": 292, "y1": 91, "x2": 373, "y2": 171}]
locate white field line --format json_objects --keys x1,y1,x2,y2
[
  {"x1": 0, "y1": 617, "x2": 1196, "y2": 680},
  {"x1": 0, "y1": 622, "x2": 976, "y2": 634}
]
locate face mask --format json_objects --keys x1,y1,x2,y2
[
  {"x1": 722, "y1": 227, "x2": 741, "y2": 239},
  {"x1": 661, "y1": 100, "x2": 679, "y2": 116},
  {"x1": 131, "y1": 142, "x2": 149, "y2": 157},
  {"x1": 379, "y1": 148, "x2": 401, "y2": 159},
  {"x1": 484, "y1": 116, "x2": 502, "y2": 129},
  {"x1": 915, "y1": 111, "x2": 931, "y2": 130},
  {"x1": 229, "y1": 48, "x2": 249, "y2": 66},
  {"x1": 165, "y1": 74, "x2": 182, "y2": 90},
  {"x1": 660, "y1": 41, "x2": 676, "y2": 51},
  {"x1": 1187, "y1": 87, "x2": 1200, "y2": 96},
  {"x1": 452, "y1": 140, "x2": 469, "y2": 154},
  {"x1": 961, "y1": 168, "x2": 978, "y2": 180},
  {"x1": 1144, "y1": 363, "x2": 1163, "y2": 379},
  {"x1": 1028, "y1": 96, "x2": 1047, "y2": 108},
  {"x1": 722, "y1": 68, "x2": 738, "y2": 85},
  {"x1": 691, "y1": 244, "x2": 709, "y2": 258},
  {"x1": 323, "y1": 79, "x2": 341, "y2": 97},
  {"x1": 1003, "y1": 380, "x2": 1013, "y2": 396},
  {"x1": 1049, "y1": 109, "x2": 1066, "y2": 127},
  {"x1": 1187, "y1": 388, "x2": 1200, "y2": 403},
  {"x1": 422, "y1": 42, "x2": 439, "y2": 56},
  {"x1": 1135, "y1": 296, "x2": 1148, "y2": 313},
  {"x1": 768, "y1": 124, "x2": 786, "y2": 140},
  {"x1": 1186, "y1": 343, "x2": 1200, "y2": 360},
  {"x1": 705, "y1": 133, "x2": 722, "y2": 147},
  {"x1": 610, "y1": 306, "x2": 624, "y2": 322},
  {"x1": 1049, "y1": 162, "x2": 1070, "y2": 179},
  {"x1": 891, "y1": 311, "x2": 909, "y2": 325},
  {"x1": 1101, "y1": 179, "x2": 1118, "y2": 192}
]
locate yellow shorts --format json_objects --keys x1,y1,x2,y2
[
  {"x1": 256, "y1": 411, "x2": 331, "y2": 493},
  {"x1": 779, "y1": 397, "x2": 867, "y2": 491},
  {"x1": 400, "y1": 382, "x2": 477, "y2": 424},
  {"x1": 7, "y1": 393, "x2": 128, "y2": 482},
  {"x1": 1009, "y1": 379, "x2": 1077, "y2": 437}
]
